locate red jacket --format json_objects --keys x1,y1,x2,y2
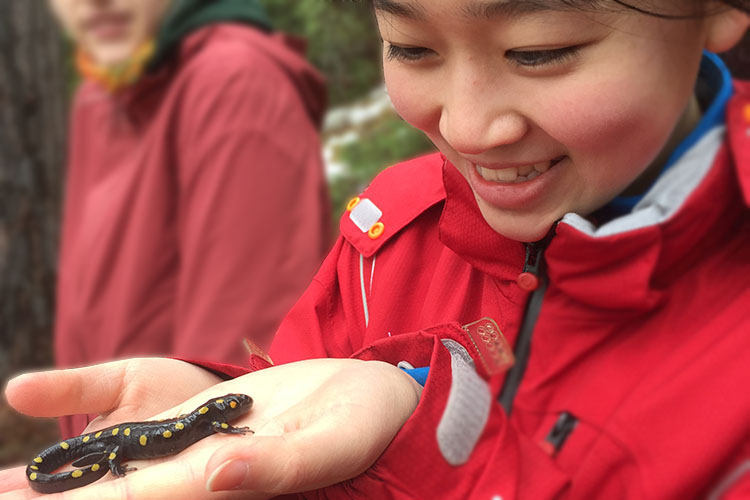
[
  {"x1": 265, "y1": 82, "x2": 750, "y2": 499},
  {"x1": 56, "y1": 25, "x2": 330, "y2": 437}
]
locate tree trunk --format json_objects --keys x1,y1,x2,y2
[{"x1": 0, "y1": 1, "x2": 67, "y2": 383}]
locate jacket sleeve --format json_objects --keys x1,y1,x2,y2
[
  {"x1": 309, "y1": 325, "x2": 573, "y2": 500},
  {"x1": 171, "y1": 42, "x2": 329, "y2": 362},
  {"x1": 284, "y1": 324, "x2": 641, "y2": 500}
]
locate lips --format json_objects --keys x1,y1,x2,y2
[
  {"x1": 83, "y1": 11, "x2": 132, "y2": 41},
  {"x1": 473, "y1": 157, "x2": 564, "y2": 184},
  {"x1": 465, "y1": 155, "x2": 567, "y2": 210}
]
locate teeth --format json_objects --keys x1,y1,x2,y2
[
  {"x1": 533, "y1": 161, "x2": 551, "y2": 173},
  {"x1": 475, "y1": 165, "x2": 518, "y2": 182},
  {"x1": 474, "y1": 159, "x2": 557, "y2": 184},
  {"x1": 517, "y1": 165, "x2": 535, "y2": 177}
]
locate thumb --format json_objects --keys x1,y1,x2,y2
[
  {"x1": 4, "y1": 361, "x2": 129, "y2": 418},
  {"x1": 205, "y1": 414, "x2": 375, "y2": 494}
]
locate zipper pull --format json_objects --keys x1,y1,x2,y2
[
  {"x1": 517, "y1": 244, "x2": 542, "y2": 291},
  {"x1": 516, "y1": 223, "x2": 558, "y2": 291},
  {"x1": 541, "y1": 411, "x2": 578, "y2": 456}
]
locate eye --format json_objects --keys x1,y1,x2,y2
[
  {"x1": 506, "y1": 45, "x2": 582, "y2": 68},
  {"x1": 386, "y1": 43, "x2": 434, "y2": 62}
]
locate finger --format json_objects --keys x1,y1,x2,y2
[
  {"x1": 0, "y1": 466, "x2": 39, "y2": 498},
  {"x1": 4, "y1": 361, "x2": 129, "y2": 418}
]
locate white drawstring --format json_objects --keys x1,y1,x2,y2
[{"x1": 359, "y1": 253, "x2": 377, "y2": 327}]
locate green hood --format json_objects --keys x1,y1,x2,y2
[{"x1": 148, "y1": 0, "x2": 273, "y2": 71}]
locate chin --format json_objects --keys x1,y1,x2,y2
[
  {"x1": 87, "y1": 41, "x2": 138, "y2": 67},
  {"x1": 479, "y1": 205, "x2": 558, "y2": 243}
]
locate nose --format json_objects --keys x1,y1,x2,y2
[{"x1": 439, "y1": 74, "x2": 529, "y2": 156}]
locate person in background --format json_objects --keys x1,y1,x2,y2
[{"x1": 49, "y1": 0, "x2": 330, "y2": 438}]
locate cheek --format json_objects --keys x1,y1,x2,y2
[
  {"x1": 49, "y1": 0, "x2": 78, "y2": 37},
  {"x1": 539, "y1": 78, "x2": 682, "y2": 189},
  {"x1": 384, "y1": 65, "x2": 440, "y2": 135},
  {"x1": 138, "y1": 0, "x2": 170, "y2": 33}
]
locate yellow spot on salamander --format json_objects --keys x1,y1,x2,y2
[
  {"x1": 72, "y1": 470, "x2": 83, "y2": 478},
  {"x1": 230, "y1": 401, "x2": 237, "y2": 409},
  {"x1": 216, "y1": 399, "x2": 224, "y2": 404},
  {"x1": 33, "y1": 457, "x2": 42, "y2": 464},
  {"x1": 139, "y1": 435, "x2": 148, "y2": 446},
  {"x1": 199, "y1": 406, "x2": 209, "y2": 415},
  {"x1": 221, "y1": 423, "x2": 229, "y2": 429},
  {"x1": 108, "y1": 452, "x2": 117, "y2": 460},
  {"x1": 95, "y1": 431, "x2": 103, "y2": 438},
  {"x1": 163, "y1": 430, "x2": 172, "y2": 438},
  {"x1": 83, "y1": 436, "x2": 90, "y2": 443},
  {"x1": 123, "y1": 428, "x2": 131, "y2": 436},
  {"x1": 60, "y1": 441, "x2": 70, "y2": 450},
  {"x1": 112, "y1": 428, "x2": 119, "y2": 436},
  {"x1": 175, "y1": 422, "x2": 185, "y2": 430},
  {"x1": 91, "y1": 464, "x2": 100, "y2": 472},
  {"x1": 29, "y1": 473, "x2": 37, "y2": 481},
  {"x1": 30, "y1": 466, "x2": 38, "y2": 471}
]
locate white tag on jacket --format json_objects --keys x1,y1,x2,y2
[
  {"x1": 437, "y1": 339, "x2": 492, "y2": 466},
  {"x1": 349, "y1": 198, "x2": 382, "y2": 233}
]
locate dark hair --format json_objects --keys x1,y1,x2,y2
[
  {"x1": 612, "y1": 0, "x2": 750, "y2": 17},
  {"x1": 364, "y1": 0, "x2": 750, "y2": 16}
]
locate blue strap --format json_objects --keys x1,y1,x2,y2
[{"x1": 401, "y1": 366, "x2": 430, "y2": 386}]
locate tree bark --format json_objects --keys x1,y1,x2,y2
[{"x1": 0, "y1": 1, "x2": 67, "y2": 382}]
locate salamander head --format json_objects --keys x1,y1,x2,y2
[{"x1": 205, "y1": 394, "x2": 253, "y2": 420}]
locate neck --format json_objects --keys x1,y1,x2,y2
[
  {"x1": 76, "y1": 41, "x2": 156, "y2": 93},
  {"x1": 622, "y1": 94, "x2": 703, "y2": 196}
]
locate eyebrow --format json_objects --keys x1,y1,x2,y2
[{"x1": 372, "y1": 0, "x2": 559, "y2": 20}]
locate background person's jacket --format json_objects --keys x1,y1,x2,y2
[{"x1": 57, "y1": 23, "x2": 330, "y2": 438}]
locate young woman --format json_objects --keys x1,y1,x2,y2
[
  {"x1": 47, "y1": 0, "x2": 331, "y2": 437},
  {"x1": 2, "y1": 0, "x2": 748, "y2": 498}
]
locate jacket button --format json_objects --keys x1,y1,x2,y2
[
  {"x1": 516, "y1": 272, "x2": 539, "y2": 291},
  {"x1": 346, "y1": 197, "x2": 361, "y2": 212},
  {"x1": 368, "y1": 222, "x2": 385, "y2": 239}
]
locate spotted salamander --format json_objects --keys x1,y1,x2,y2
[{"x1": 26, "y1": 394, "x2": 253, "y2": 494}]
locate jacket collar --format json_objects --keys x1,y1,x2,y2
[{"x1": 439, "y1": 160, "x2": 526, "y2": 282}]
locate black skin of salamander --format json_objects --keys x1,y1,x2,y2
[{"x1": 26, "y1": 394, "x2": 253, "y2": 494}]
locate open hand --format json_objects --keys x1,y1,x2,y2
[{"x1": 1, "y1": 357, "x2": 421, "y2": 499}]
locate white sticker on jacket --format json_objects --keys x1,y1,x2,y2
[
  {"x1": 437, "y1": 339, "x2": 492, "y2": 466},
  {"x1": 349, "y1": 198, "x2": 382, "y2": 233}
]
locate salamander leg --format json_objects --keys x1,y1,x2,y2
[
  {"x1": 211, "y1": 421, "x2": 254, "y2": 435},
  {"x1": 106, "y1": 446, "x2": 137, "y2": 477}
]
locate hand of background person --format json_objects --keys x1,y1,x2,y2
[{"x1": 0, "y1": 357, "x2": 422, "y2": 500}]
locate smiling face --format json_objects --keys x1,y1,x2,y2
[
  {"x1": 375, "y1": 0, "x2": 743, "y2": 241},
  {"x1": 49, "y1": 0, "x2": 171, "y2": 67}
]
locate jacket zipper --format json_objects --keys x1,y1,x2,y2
[
  {"x1": 544, "y1": 411, "x2": 579, "y2": 455},
  {"x1": 498, "y1": 226, "x2": 557, "y2": 415}
]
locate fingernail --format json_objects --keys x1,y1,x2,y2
[{"x1": 206, "y1": 459, "x2": 250, "y2": 492}]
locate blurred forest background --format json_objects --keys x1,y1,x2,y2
[{"x1": 1, "y1": 0, "x2": 749, "y2": 467}]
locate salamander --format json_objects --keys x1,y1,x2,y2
[{"x1": 26, "y1": 394, "x2": 253, "y2": 494}]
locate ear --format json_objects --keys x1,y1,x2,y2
[{"x1": 704, "y1": 5, "x2": 750, "y2": 53}]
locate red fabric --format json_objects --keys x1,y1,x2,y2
[
  {"x1": 268, "y1": 84, "x2": 750, "y2": 498},
  {"x1": 177, "y1": 358, "x2": 253, "y2": 381},
  {"x1": 56, "y1": 24, "x2": 330, "y2": 437}
]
